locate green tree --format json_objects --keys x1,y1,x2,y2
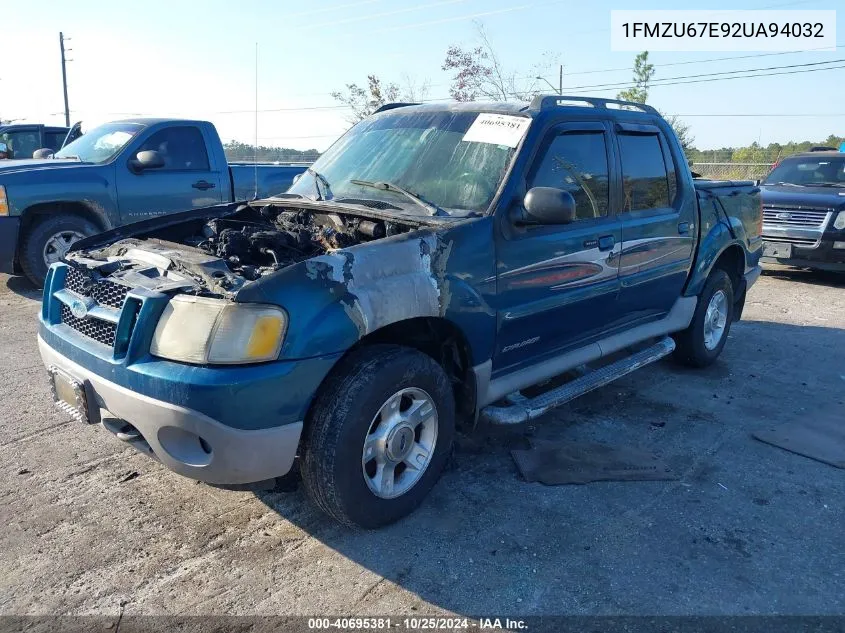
[
  {"x1": 663, "y1": 114, "x2": 696, "y2": 161},
  {"x1": 617, "y1": 51, "x2": 654, "y2": 104}
]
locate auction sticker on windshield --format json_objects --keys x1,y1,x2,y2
[{"x1": 462, "y1": 113, "x2": 531, "y2": 148}]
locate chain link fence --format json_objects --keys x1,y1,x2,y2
[{"x1": 691, "y1": 162, "x2": 775, "y2": 181}]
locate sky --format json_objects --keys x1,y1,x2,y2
[{"x1": 0, "y1": 0, "x2": 842, "y2": 152}]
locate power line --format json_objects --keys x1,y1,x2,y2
[
  {"x1": 558, "y1": 44, "x2": 845, "y2": 78},
  {"x1": 562, "y1": 62, "x2": 845, "y2": 94},
  {"x1": 558, "y1": 58, "x2": 845, "y2": 92}
]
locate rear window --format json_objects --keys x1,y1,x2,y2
[{"x1": 618, "y1": 133, "x2": 671, "y2": 211}]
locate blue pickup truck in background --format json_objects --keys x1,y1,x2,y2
[
  {"x1": 37, "y1": 97, "x2": 762, "y2": 528},
  {"x1": 0, "y1": 122, "x2": 81, "y2": 160},
  {"x1": 0, "y1": 118, "x2": 308, "y2": 284}
]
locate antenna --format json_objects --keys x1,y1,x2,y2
[{"x1": 253, "y1": 42, "x2": 259, "y2": 200}]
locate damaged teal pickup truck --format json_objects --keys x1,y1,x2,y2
[{"x1": 37, "y1": 97, "x2": 762, "y2": 528}]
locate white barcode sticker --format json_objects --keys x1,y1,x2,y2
[{"x1": 462, "y1": 113, "x2": 531, "y2": 148}]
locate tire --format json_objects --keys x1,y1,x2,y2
[
  {"x1": 672, "y1": 268, "x2": 734, "y2": 368},
  {"x1": 20, "y1": 214, "x2": 99, "y2": 287},
  {"x1": 301, "y1": 344, "x2": 455, "y2": 529}
]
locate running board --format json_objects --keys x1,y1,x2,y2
[{"x1": 480, "y1": 337, "x2": 676, "y2": 425}]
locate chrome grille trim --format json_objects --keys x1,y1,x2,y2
[
  {"x1": 762, "y1": 209, "x2": 831, "y2": 228},
  {"x1": 762, "y1": 235, "x2": 819, "y2": 247}
]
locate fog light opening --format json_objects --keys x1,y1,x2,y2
[{"x1": 157, "y1": 426, "x2": 213, "y2": 467}]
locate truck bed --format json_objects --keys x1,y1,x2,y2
[{"x1": 229, "y1": 163, "x2": 309, "y2": 200}]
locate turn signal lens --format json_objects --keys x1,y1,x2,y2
[{"x1": 834, "y1": 211, "x2": 845, "y2": 230}]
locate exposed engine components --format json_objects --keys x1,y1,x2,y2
[{"x1": 192, "y1": 209, "x2": 396, "y2": 280}]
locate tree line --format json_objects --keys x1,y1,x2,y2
[
  {"x1": 688, "y1": 136, "x2": 845, "y2": 165},
  {"x1": 222, "y1": 140, "x2": 319, "y2": 163}
]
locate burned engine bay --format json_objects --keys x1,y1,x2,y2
[{"x1": 67, "y1": 204, "x2": 416, "y2": 297}]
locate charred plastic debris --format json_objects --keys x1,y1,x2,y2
[{"x1": 66, "y1": 203, "x2": 417, "y2": 297}]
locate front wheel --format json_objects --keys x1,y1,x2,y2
[
  {"x1": 301, "y1": 345, "x2": 455, "y2": 528},
  {"x1": 19, "y1": 214, "x2": 98, "y2": 287},
  {"x1": 672, "y1": 268, "x2": 735, "y2": 368}
]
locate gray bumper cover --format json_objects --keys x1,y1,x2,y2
[{"x1": 38, "y1": 336, "x2": 302, "y2": 485}]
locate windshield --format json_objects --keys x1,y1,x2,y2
[
  {"x1": 764, "y1": 155, "x2": 845, "y2": 187},
  {"x1": 55, "y1": 122, "x2": 144, "y2": 163},
  {"x1": 286, "y1": 110, "x2": 528, "y2": 215}
]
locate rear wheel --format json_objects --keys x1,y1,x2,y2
[
  {"x1": 20, "y1": 214, "x2": 98, "y2": 287},
  {"x1": 672, "y1": 268, "x2": 734, "y2": 368},
  {"x1": 301, "y1": 345, "x2": 455, "y2": 528}
]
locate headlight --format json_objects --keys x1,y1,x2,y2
[
  {"x1": 150, "y1": 296, "x2": 286, "y2": 365},
  {"x1": 834, "y1": 211, "x2": 845, "y2": 230},
  {"x1": 0, "y1": 186, "x2": 9, "y2": 216}
]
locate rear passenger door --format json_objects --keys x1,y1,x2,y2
[
  {"x1": 494, "y1": 121, "x2": 623, "y2": 372},
  {"x1": 115, "y1": 125, "x2": 225, "y2": 223},
  {"x1": 614, "y1": 123, "x2": 696, "y2": 321}
]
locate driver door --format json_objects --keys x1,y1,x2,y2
[
  {"x1": 115, "y1": 125, "x2": 224, "y2": 223},
  {"x1": 493, "y1": 121, "x2": 623, "y2": 374}
]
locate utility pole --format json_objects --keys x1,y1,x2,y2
[
  {"x1": 536, "y1": 65, "x2": 564, "y2": 95},
  {"x1": 59, "y1": 32, "x2": 70, "y2": 126}
]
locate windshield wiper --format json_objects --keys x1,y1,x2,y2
[
  {"x1": 767, "y1": 181, "x2": 804, "y2": 187},
  {"x1": 808, "y1": 182, "x2": 845, "y2": 188},
  {"x1": 306, "y1": 167, "x2": 332, "y2": 201},
  {"x1": 349, "y1": 179, "x2": 444, "y2": 216}
]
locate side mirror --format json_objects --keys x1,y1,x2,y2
[
  {"x1": 514, "y1": 187, "x2": 576, "y2": 225},
  {"x1": 33, "y1": 148, "x2": 55, "y2": 159},
  {"x1": 291, "y1": 172, "x2": 303, "y2": 184},
  {"x1": 128, "y1": 149, "x2": 165, "y2": 173}
]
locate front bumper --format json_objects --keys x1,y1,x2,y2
[
  {"x1": 39, "y1": 336, "x2": 302, "y2": 485},
  {"x1": 0, "y1": 216, "x2": 20, "y2": 274},
  {"x1": 761, "y1": 237, "x2": 845, "y2": 272}
]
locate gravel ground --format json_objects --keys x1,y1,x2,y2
[{"x1": 1, "y1": 267, "x2": 844, "y2": 617}]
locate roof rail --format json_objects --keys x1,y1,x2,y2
[
  {"x1": 529, "y1": 94, "x2": 658, "y2": 115},
  {"x1": 373, "y1": 102, "x2": 420, "y2": 114}
]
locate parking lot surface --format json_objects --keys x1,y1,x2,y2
[{"x1": 1, "y1": 268, "x2": 843, "y2": 616}]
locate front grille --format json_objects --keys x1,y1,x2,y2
[
  {"x1": 763, "y1": 208, "x2": 829, "y2": 228},
  {"x1": 763, "y1": 235, "x2": 818, "y2": 246},
  {"x1": 60, "y1": 305, "x2": 117, "y2": 346},
  {"x1": 65, "y1": 266, "x2": 130, "y2": 309}
]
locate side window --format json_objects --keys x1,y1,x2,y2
[
  {"x1": 660, "y1": 136, "x2": 678, "y2": 202},
  {"x1": 137, "y1": 126, "x2": 210, "y2": 171},
  {"x1": 7, "y1": 131, "x2": 41, "y2": 159},
  {"x1": 44, "y1": 132, "x2": 67, "y2": 151},
  {"x1": 618, "y1": 133, "x2": 670, "y2": 211},
  {"x1": 529, "y1": 131, "x2": 610, "y2": 220}
]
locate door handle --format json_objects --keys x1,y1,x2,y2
[
  {"x1": 678, "y1": 222, "x2": 691, "y2": 234},
  {"x1": 597, "y1": 235, "x2": 615, "y2": 251},
  {"x1": 192, "y1": 180, "x2": 215, "y2": 191}
]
